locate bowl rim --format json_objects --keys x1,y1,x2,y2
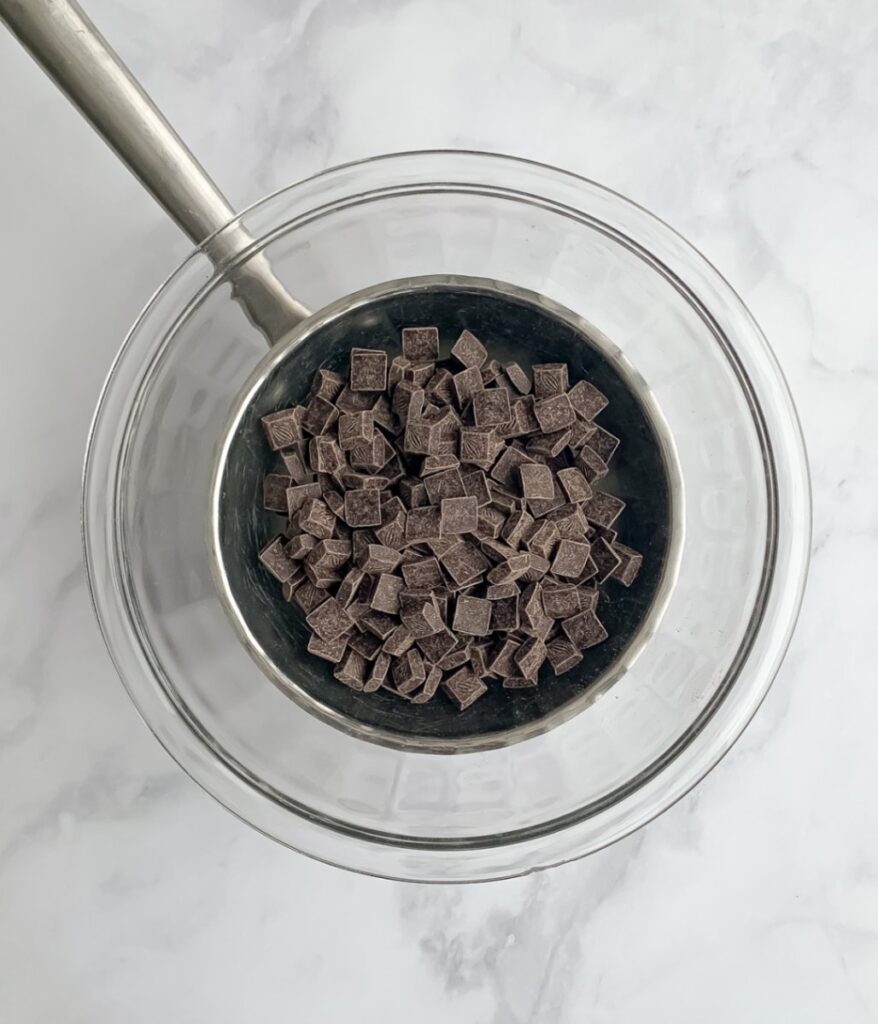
[{"x1": 82, "y1": 149, "x2": 811, "y2": 881}]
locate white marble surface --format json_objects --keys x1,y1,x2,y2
[{"x1": 1, "y1": 0, "x2": 877, "y2": 1019}]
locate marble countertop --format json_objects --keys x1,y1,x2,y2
[{"x1": 1, "y1": 1, "x2": 876, "y2": 1020}]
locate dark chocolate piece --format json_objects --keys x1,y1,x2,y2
[
  {"x1": 459, "y1": 428, "x2": 497, "y2": 467},
  {"x1": 452, "y1": 595, "x2": 492, "y2": 637},
  {"x1": 450, "y1": 329, "x2": 488, "y2": 369},
  {"x1": 461, "y1": 469, "x2": 492, "y2": 507},
  {"x1": 302, "y1": 395, "x2": 339, "y2": 435},
  {"x1": 263, "y1": 473, "x2": 293, "y2": 512},
  {"x1": 533, "y1": 393, "x2": 576, "y2": 433},
  {"x1": 551, "y1": 539, "x2": 592, "y2": 578},
  {"x1": 546, "y1": 637, "x2": 583, "y2": 675},
  {"x1": 348, "y1": 631, "x2": 383, "y2": 661},
  {"x1": 519, "y1": 462, "x2": 555, "y2": 501},
  {"x1": 576, "y1": 445, "x2": 609, "y2": 483},
  {"x1": 532, "y1": 363, "x2": 568, "y2": 397},
  {"x1": 364, "y1": 652, "x2": 391, "y2": 692},
  {"x1": 399, "y1": 590, "x2": 444, "y2": 638},
  {"x1": 258, "y1": 536, "x2": 298, "y2": 583},
  {"x1": 440, "y1": 496, "x2": 479, "y2": 535},
  {"x1": 308, "y1": 632, "x2": 349, "y2": 663},
  {"x1": 336, "y1": 567, "x2": 366, "y2": 607},
  {"x1": 556, "y1": 466, "x2": 593, "y2": 504},
  {"x1": 504, "y1": 362, "x2": 531, "y2": 394},
  {"x1": 452, "y1": 365, "x2": 484, "y2": 406},
  {"x1": 424, "y1": 467, "x2": 466, "y2": 504},
  {"x1": 440, "y1": 541, "x2": 490, "y2": 586},
  {"x1": 293, "y1": 579, "x2": 327, "y2": 614},
  {"x1": 383, "y1": 623, "x2": 416, "y2": 656},
  {"x1": 526, "y1": 428, "x2": 572, "y2": 459},
  {"x1": 583, "y1": 492, "x2": 625, "y2": 528},
  {"x1": 298, "y1": 498, "x2": 335, "y2": 540},
  {"x1": 411, "y1": 665, "x2": 443, "y2": 704},
  {"x1": 370, "y1": 572, "x2": 405, "y2": 614},
  {"x1": 393, "y1": 648, "x2": 427, "y2": 694},
  {"x1": 490, "y1": 445, "x2": 537, "y2": 488},
  {"x1": 286, "y1": 481, "x2": 322, "y2": 516},
  {"x1": 417, "y1": 628, "x2": 458, "y2": 664},
  {"x1": 401, "y1": 326, "x2": 439, "y2": 362},
  {"x1": 588, "y1": 424, "x2": 620, "y2": 463},
  {"x1": 401, "y1": 557, "x2": 445, "y2": 590},
  {"x1": 567, "y1": 379, "x2": 608, "y2": 420},
  {"x1": 541, "y1": 583, "x2": 580, "y2": 619},
  {"x1": 405, "y1": 505, "x2": 443, "y2": 543},
  {"x1": 344, "y1": 488, "x2": 382, "y2": 528},
  {"x1": 357, "y1": 543, "x2": 403, "y2": 575},
  {"x1": 610, "y1": 542, "x2": 642, "y2": 586},
  {"x1": 488, "y1": 639, "x2": 521, "y2": 677},
  {"x1": 338, "y1": 411, "x2": 374, "y2": 451},
  {"x1": 306, "y1": 596, "x2": 354, "y2": 641},
  {"x1": 476, "y1": 505, "x2": 507, "y2": 540},
  {"x1": 472, "y1": 389, "x2": 512, "y2": 428},
  {"x1": 349, "y1": 348, "x2": 388, "y2": 392},
  {"x1": 311, "y1": 368, "x2": 345, "y2": 403},
  {"x1": 589, "y1": 536, "x2": 622, "y2": 583},
  {"x1": 441, "y1": 667, "x2": 488, "y2": 710},
  {"x1": 515, "y1": 636, "x2": 547, "y2": 679},
  {"x1": 501, "y1": 509, "x2": 535, "y2": 548},
  {"x1": 562, "y1": 609, "x2": 608, "y2": 649},
  {"x1": 261, "y1": 407, "x2": 304, "y2": 450},
  {"x1": 334, "y1": 649, "x2": 367, "y2": 690},
  {"x1": 421, "y1": 453, "x2": 460, "y2": 477},
  {"x1": 524, "y1": 519, "x2": 559, "y2": 560}
]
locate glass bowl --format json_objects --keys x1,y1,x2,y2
[{"x1": 83, "y1": 151, "x2": 810, "y2": 882}]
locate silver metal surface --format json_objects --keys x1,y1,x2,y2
[
  {"x1": 210, "y1": 275, "x2": 685, "y2": 754},
  {"x1": 0, "y1": 0, "x2": 309, "y2": 342}
]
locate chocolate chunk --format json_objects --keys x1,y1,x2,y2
[
  {"x1": 424, "y1": 467, "x2": 466, "y2": 504},
  {"x1": 337, "y1": 411, "x2": 373, "y2": 451},
  {"x1": 488, "y1": 480, "x2": 521, "y2": 512},
  {"x1": 403, "y1": 362, "x2": 436, "y2": 387},
  {"x1": 502, "y1": 676, "x2": 538, "y2": 689},
  {"x1": 411, "y1": 665, "x2": 443, "y2": 704},
  {"x1": 481, "y1": 359, "x2": 504, "y2": 385},
  {"x1": 361, "y1": 609, "x2": 398, "y2": 641},
  {"x1": 520, "y1": 583, "x2": 553, "y2": 640},
  {"x1": 546, "y1": 637, "x2": 583, "y2": 675},
  {"x1": 285, "y1": 481, "x2": 322, "y2": 516},
  {"x1": 278, "y1": 443, "x2": 311, "y2": 482},
  {"x1": 399, "y1": 478, "x2": 429, "y2": 509},
  {"x1": 281, "y1": 570, "x2": 305, "y2": 601},
  {"x1": 461, "y1": 469, "x2": 492, "y2": 507},
  {"x1": 567, "y1": 418, "x2": 597, "y2": 452},
  {"x1": 501, "y1": 509, "x2": 535, "y2": 548},
  {"x1": 438, "y1": 647, "x2": 470, "y2": 671},
  {"x1": 527, "y1": 480, "x2": 566, "y2": 520},
  {"x1": 348, "y1": 631, "x2": 383, "y2": 661},
  {"x1": 488, "y1": 639, "x2": 521, "y2": 677},
  {"x1": 567, "y1": 379, "x2": 608, "y2": 420},
  {"x1": 261, "y1": 407, "x2": 305, "y2": 450},
  {"x1": 588, "y1": 424, "x2": 620, "y2": 463},
  {"x1": 577, "y1": 556, "x2": 599, "y2": 584},
  {"x1": 480, "y1": 538, "x2": 519, "y2": 563},
  {"x1": 610, "y1": 542, "x2": 642, "y2": 586},
  {"x1": 417, "y1": 628, "x2": 458, "y2": 663},
  {"x1": 306, "y1": 596, "x2": 353, "y2": 641},
  {"x1": 440, "y1": 496, "x2": 479, "y2": 535},
  {"x1": 526, "y1": 428, "x2": 572, "y2": 458},
  {"x1": 524, "y1": 519, "x2": 559, "y2": 560},
  {"x1": 322, "y1": 489, "x2": 345, "y2": 519},
  {"x1": 515, "y1": 637, "x2": 547, "y2": 679},
  {"x1": 357, "y1": 543, "x2": 403, "y2": 575},
  {"x1": 389, "y1": 356, "x2": 409, "y2": 386},
  {"x1": 513, "y1": 395, "x2": 541, "y2": 433},
  {"x1": 577, "y1": 585, "x2": 599, "y2": 612},
  {"x1": 364, "y1": 652, "x2": 391, "y2": 692},
  {"x1": 375, "y1": 507, "x2": 407, "y2": 549},
  {"x1": 519, "y1": 462, "x2": 555, "y2": 501},
  {"x1": 403, "y1": 418, "x2": 438, "y2": 456},
  {"x1": 562, "y1": 609, "x2": 608, "y2": 649},
  {"x1": 489, "y1": 592, "x2": 520, "y2": 632},
  {"x1": 399, "y1": 590, "x2": 444, "y2": 638},
  {"x1": 459, "y1": 428, "x2": 498, "y2": 467},
  {"x1": 440, "y1": 541, "x2": 491, "y2": 586},
  {"x1": 546, "y1": 504, "x2": 589, "y2": 540},
  {"x1": 405, "y1": 505, "x2": 442, "y2": 543},
  {"x1": 490, "y1": 445, "x2": 537, "y2": 488},
  {"x1": 286, "y1": 533, "x2": 317, "y2": 561},
  {"x1": 344, "y1": 488, "x2": 382, "y2": 528},
  {"x1": 472, "y1": 388, "x2": 512, "y2": 428},
  {"x1": 311, "y1": 368, "x2": 345, "y2": 402},
  {"x1": 556, "y1": 466, "x2": 593, "y2": 504},
  {"x1": 583, "y1": 492, "x2": 625, "y2": 528},
  {"x1": 533, "y1": 393, "x2": 576, "y2": 433},
  {"x1": 486, "y1": 553, "x2": 530, "y2": 584},
  {"x1": 392, "y1": 382, "x2": 425, "y2": 422},
  {"x1": 370, "y1": 572, "x2": 405, "y2": 614},
  {"x1": 425, "y1": 368, "x2": 455, "y2": 406},
  {"x1": 401, "y1": 326, "x2": 439, "y2": 361},
  {"x1": 308, "y1": 633, "x2": 349, "y2": 663},
  {"x1": 441, "y1": 667, "x2": 488, "y2": 710},
  {"x1": 504, "y1": 362, "x2": 531, "y2": 394},
  {"x1": 349, "y1": 348, "x2": 388, "y2": 392},
  {"x1": 532, "y1": 363, "x2": 568, "y2": 397},
  {"x1": 450, "y1": 329, "x2": 488, "y2": 369},
  {"x1": 452, "y1": 365, "x2": 484, "y2": 406},
  {"x1": 334, "y1": 649, "x2": 367, "y2": 690},
  {"x1": 401, "y1": 557, "x2": 444, "y2": 590},
  {"x1": 421, "y1": 454, "x2": 460, "y2": 477},
  {"x1": 302, "y1": 395, "x2": 339, "y2": 435},
  {"x1": 476, "y1": 504, "x2": 507, "y2": 540},
  {"x1": 336, "y1": 566, "x2": 366, "y2": 607},
  {"x1": 293, "y1": 579, "x2": 327, "y2": 614},
  {"x1": 551, "y1": 539, "x2": 592, "y2": 578},
  {"x1": 452, "y1": 595, "x2": 492, "y2": 636},
  {"x1": 468, "y1": 642, "x2": 494, "y2": 678},
  {"x1": 486, "y1": 581, "x2": 519, "y2": 600},
  {"x1": 306, "y1": 539, "x2": 351, "y2": 571},
  {"x1": 258, "y1": 536, "x2": 298, "y2": 582},
  {"x1": 542, "y1": 583, "x2": 581, "y2": 619},
  {"x1": 336, "y1": 385, "x2": 377, "y2": 413},
  {"x1": 576, "y1": 445, "x2": 609, "y2": 483},
  {"x1": 263, "y1": 473, "x2": 293, "y2": 513},
  {"x1": 299, "y1": 498, "x2": 335, "y2": 539},
  {"x1": 383, "y1": 623, "x2": 415, "y2": 656},
  {"x1": 521, "y1": 552, "x2": 551, "y2": 583},
  {"x1": 393, "y1": 648, "x2": 427, "y2": 694},
  {"x1": 590, "y1": 537, "x2": 622, "y2": 583}
]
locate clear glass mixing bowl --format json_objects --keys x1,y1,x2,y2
[{"x1": 83, "y1": 151, "x2": 810, "y2": 882}]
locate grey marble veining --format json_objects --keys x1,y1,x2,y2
[{"x1": 1, "y1": 1, "x2": 876, "y2": 1020}]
